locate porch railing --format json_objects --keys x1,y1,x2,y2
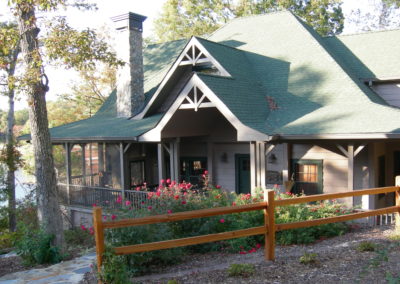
[{"x1": 57, "y1": 183, "x2": 159, "y2": 209}]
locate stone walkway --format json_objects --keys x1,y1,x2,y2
[{"x1": 0, "y1": 252, "x2": 96, "y2": 284}]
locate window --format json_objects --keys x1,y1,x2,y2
[
  {"x1": 292, "y1": 159, "x2": 323, "y2": 195},
  {"x1": 130, "y1": 160, "x2": 145, "y2": 187}
]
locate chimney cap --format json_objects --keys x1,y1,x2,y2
[{"x1": 111, "y1": 12, "x2": 147, "y2": 31}]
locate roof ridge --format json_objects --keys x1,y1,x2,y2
[
  {"x1": 194, "y1": 36, "x2": 243, "y2": 52},
  {"x1": 331, "y1": 27, "x2": 400, "y2": 38},
  {"x1": 207, "y1": 9, "x2": 293, "y2": 38}
]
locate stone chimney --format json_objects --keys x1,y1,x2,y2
[{"x1": 111, "y1": 12, "x2": 147, "y2": 117}]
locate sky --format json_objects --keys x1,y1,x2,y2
[{"x1": 0, "y1": 0, "x2": 397, "y2": 111}]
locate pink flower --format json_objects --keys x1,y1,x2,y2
[
  {"x1": 181, "y1": 201, "x2": 187, "y2": 205},
  {"x1": 167, "y1": 209, "x2": 172, "y2": 214},
  {"x1": 136, "y1": 186, "x2": 141, "y2": 191},
  {"x1": 174, "y1": 195, "x2": 180, "y2": 200},
  {"x1": 216, "y1": 185, "x2": 221, "y2": 189},
  {"x1": 156, "y1": 190, "x2": 161, "y2": 197},
  {"x1": 148, "y1": 206, "x2": 153, "y2": 210},
  {"x1": 80, "y1": 225, "x2": 86, "y2": 231},
  {"x1": 125, "y1": 200, "x2": 131, "y2": 206},
  {"x1": 92, "y1": 203, "x2": 97, "y2": 207},
  {"x1": 232, "y1": 202, "x2": 236, "y2": 206},
  {"x1": 166, "y1": 178, "x2": 171, "y2": 184},
  {"x1": 89, "y1": 227, "x2": 94, "y2": 235},
  {"x1": 204, "y1": 170, "x2": 209, "y2": 175},
  {"x1": 116, "y1": 195, "x2": 122, "y2": 203},
  {"x1": 219, "y1": 218, "x2": 225, "y2": 223},
  {"x1": 103, "y1": 216, "x2": 107, "y2": 221},
  {"x1": 111, "y1": 214, "x2": 117, "y2": 220},
  {"x1": 160, "y1": 179, "x2": 165, "y2": 184},
  {"x1": 239, "y1": 251, "x2": 247, "y2": 255}
]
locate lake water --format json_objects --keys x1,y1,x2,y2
[{"x1": 0, "y1": 170, "x2": 33, "y2": 206}]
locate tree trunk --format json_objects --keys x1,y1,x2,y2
[{"x1": 15, "y1": 3, "x2": 64, "y2": 249}]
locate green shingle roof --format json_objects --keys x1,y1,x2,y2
[
  {"x1": 36, "y1": 11, "x2": 400, "y2": 142},
  {"x1": 207, "y1": 11, "x2": 400, "y2": 136}
]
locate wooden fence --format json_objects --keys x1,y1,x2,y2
[{"x1": 93, "y1": 186, "x2": 400, "y2": 276}]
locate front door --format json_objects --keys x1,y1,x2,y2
[
  {"x1": 292, "y1": 159, "x2": 323, "y2": 195},
  {"x1": 235, "y1": 154, "x2": 250, "y2": 194}
]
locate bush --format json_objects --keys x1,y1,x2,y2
[
  {"x1": 357, "y1": 241, "x2": 376, "y2": 252},
  {"x1": 299, "y1": 252, "x2": 318, "y2": 264},
  {"x1": 15, "y1": 223, "x2": 63, "y2": 266},
  {"x1": 98, "y1": 247, "x2": 129, "y2": 284},
  {"x1": 227, "y1": 263, "x2": 255, "y2": 277},
  {"x1": 99, "y1": 176, "x2": 352, "y2": 276},
  {"x1": 65, "y1": 227, "x2": 95, "y2": 249}
]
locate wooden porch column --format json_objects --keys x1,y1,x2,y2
[
  {"x1": 157, "y1": 143, "x2": 165, "y2": 182},
  {"x1": 64, "y1": 142, "x2": 71, "y2": 204},
  {"x1": 98, "y1": 143, "x2": 105, "y2": 187},
  {"x1": 337, "y1": 143, "x2": 366, "y2": 192},
  {"x1": 259, "y1": 142, "x2": 266, "y2": 189},
  {"x1": 207, "y1": 142, "x2": 214, "y2": 182},
  {"x1": 172, "y1": 138, "x2": 180, "y2": 182},
  {"x1": 250, "y1": 142, "x2": 256, "y2": 193},
  {"x1": 80, "y1": 144, "x2": 86, "y2": 186},
  {"x1": 89, "y1": 143, "x2": 93, "y2": 186},
  {"x1": 119, "y1": 143, "x2": 125, "y2": 199}
]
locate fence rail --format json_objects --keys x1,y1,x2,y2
[{"x1": 93, "y1": 186, "x2": 400, "y2": 279}]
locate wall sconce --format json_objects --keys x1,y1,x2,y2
[
  {"x1": 221, "y1": 152, "x2": 228, "y2": 163},
  {"x1": 268, "y1": 153, "x2": 277, "y2": 164}
]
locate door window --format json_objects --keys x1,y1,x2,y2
[{"x1": 292, "y1": 159, "x2": 323, "y2": 195}]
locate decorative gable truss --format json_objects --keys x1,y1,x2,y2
[
  {"x1": 178, "y1": 40, "x2": 229, "y2": 77},
  {"x1": 138, "y1": 37, "x2": 230, "y2": 119},
  {"x1": 179, "y1": 85, "x2": 214, "y2": 111}
]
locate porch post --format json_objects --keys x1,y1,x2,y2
[
  {"x1": 250, "y1": 142, "x2": 256, "y2": 193},
  {"x1": 98, "y1": 143, "x2": 105, "y2": 187},
  {"x1": 348, "y1": 144, "x2": 354, "y2": 191},
  {"x1": 157, "y1": 143, "x2": 165, "y2": 182},
  {"x1": 89, "y1": 143, "x2": 93, "y2": 186},
  {"x1": 119, "y1": 143, "x2": 125, "y2": 199},
  {"x1": 207, "y1": 142, "x2": 214, "y2": 182},
  {"x1": 81, "y1": 144, "x2": 86, "y2": 186},
  {"x1": 64, "y1": 142, "x2": 71, "y2": 205},
  {"x1": 260, "y1": 142, "x2": 266, "y2": 189},
  {"x1": 173, "y1": 138, "x2": 180, "y2": 182}
]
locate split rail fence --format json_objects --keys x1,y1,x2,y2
[{"x1": 93, "y1": 185, "x2": 400, "y2": 277}]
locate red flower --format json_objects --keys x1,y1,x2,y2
[
  {"x1": 92, "y1": 203, "x2": 97, "y2": 207},
  {"x1": 219, "y1": 218, "x2": 225, "y2": 223},
  {"x1": 204, "y1": 170, "x2": 209, "y2": 175},
  {"x1": 174, "y1": 195, "x2": 180, "y2": 200},
  {"x1": 148, "y1": 206, "x2": 153, "y2": 210},
  {"x1": 89, "y1": 227, "x2": 94, "y2": 235},
  {"x1": 125, "y1": 200, "x2": 131, "y2": 206},
  {"x1": 239, "y1": 251, "x2": 247, "y2": 255},
  {"x1": 256, "y1": 243, "x2": 261, "y2": 249},
  {"x1": 216, "y1": 185, "x2": 221, "y2": 189},
  {"x1": 156, "y1": 190, "x2": 161, "y2": 197},
  {"x1": 181, "y1": 201, "x2": 187, "y2": 205},
  {"x1": 80, "y1": 225, "x2": 86, "y2": 231},
  {"x1": 160, "y1": 179, "x2": 165, "y2": 184},
  {"x1": 167, "y1": 209, "x2": 172, "y2": 214},
  {"x1": 116, "y1": 195, "x2": 122, "y2": 203},
  {"x1": 111, "y1": 214, "x2": 117, "y2": 220},
  {"x1": 136, "y1": 186, "x2": 141, "y2": 191},
  {"x1": 103, "y1": 216, "x2": 107, "y2": 221},
  {"x1": 166, "y1": 178, "x2": 171, "y2": 184},
  {"x1": 232, "y1": 202, "x2": 236, "y2": 206}
]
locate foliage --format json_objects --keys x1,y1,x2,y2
[
  {"x1": 154, "y1": 0, "x2": 343, "y2": 42},
  {"x1": 0, "y1": 230, "x2": 18, "y2": 253},
  {"x1": 386, "y1": 272, "x2": 400, "y2": 284},
  {"x1": 98, "y1": 246, "x2": 130, "y2": 284},
  {"x1": 15, "y1": 223, "x2": 63, "y2": 266},
  {"x1": 64, "y1": 227, "x2": 95, "y2": 249},
  {"x1": 299, "y1": 252, "x2": 318, "y2": 264},
  {"x1": 227, "y1": 263, "x2": 255, "y2": 277},
  {"x1": 98, "y1": 174, "x2": 351, "y2": 276},
  {"x1": 357, "y1": 241, "x2": 376, "y2": 252}
]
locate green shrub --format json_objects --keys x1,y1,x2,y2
[
  {"x1": 15, "y1": 223, "x2": 63, "y2": 266},
  {"x1": 299, "y1": 252, "x2": 318, "y2": 264},
  {"x1": 227, "y1": 263, "x2": 255, "y2": 277},
  {"x1": 98, "y1": 247, "x2": 129, "y2": 284},
  {"x1": 65, "y1": 227, "x2": 95, "y2": 248},
  {"x1": 357, "y1": 241, "x2": 376, "y2": 252},
  {"x1": 0, "y1": 230, "x2": 19, "y2": 253}
]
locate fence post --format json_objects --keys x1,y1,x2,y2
[
  {"x1": 395, "y1": 176, "x2": 400, "y2": 232},
  {"x1": 264, "y1": 189, "x2": 275, "y2": 260},
  {"x1": 93, "y1": 207, "x2": 105, "y2": 275}
]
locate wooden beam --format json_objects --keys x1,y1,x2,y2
[
  {"x1": 119, "y1": 143, "x2": 125, "y2": 198},
  {"x1": 336, "y1": 144, "x2": 348, "y2": 157},
  {"x1": 64, "y1": 142, "x2": 71, "y2": 205},
  {"x1": 157, "y1": 143, "x2": 165, "y2": 182},
  {"x1": 81, "y1": 144, "x2": 86, "y2": 186},
  {"x1": 250, "y1": 142, "x2": 256, "y2": 193},
  {"x1": 354, "y1": 144, "x2": 366, "y2": 157},
  {"x1": 348, "y1": 144, "x2": 354, "y2": 191},
  {"x1": 207, "y1": 142, "x2": 213, "y2": 183},
  {"x1": 123, "y1": 143, "x2": 132, "y2": 153},
  {"x1": 275, "y1": 186, "x2": 399, "y2": 206}
]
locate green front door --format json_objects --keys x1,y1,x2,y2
[{"x1": 235, "y1": 154, "x2": 250, "y2": 194}]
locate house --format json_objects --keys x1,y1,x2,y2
[{"x1": 25, "y1": 11, "x2": 400, "y2": 215}]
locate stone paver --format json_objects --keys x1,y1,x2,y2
[{"x1": 0, "y1": 252, "x2": 96, "y2": 284}]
